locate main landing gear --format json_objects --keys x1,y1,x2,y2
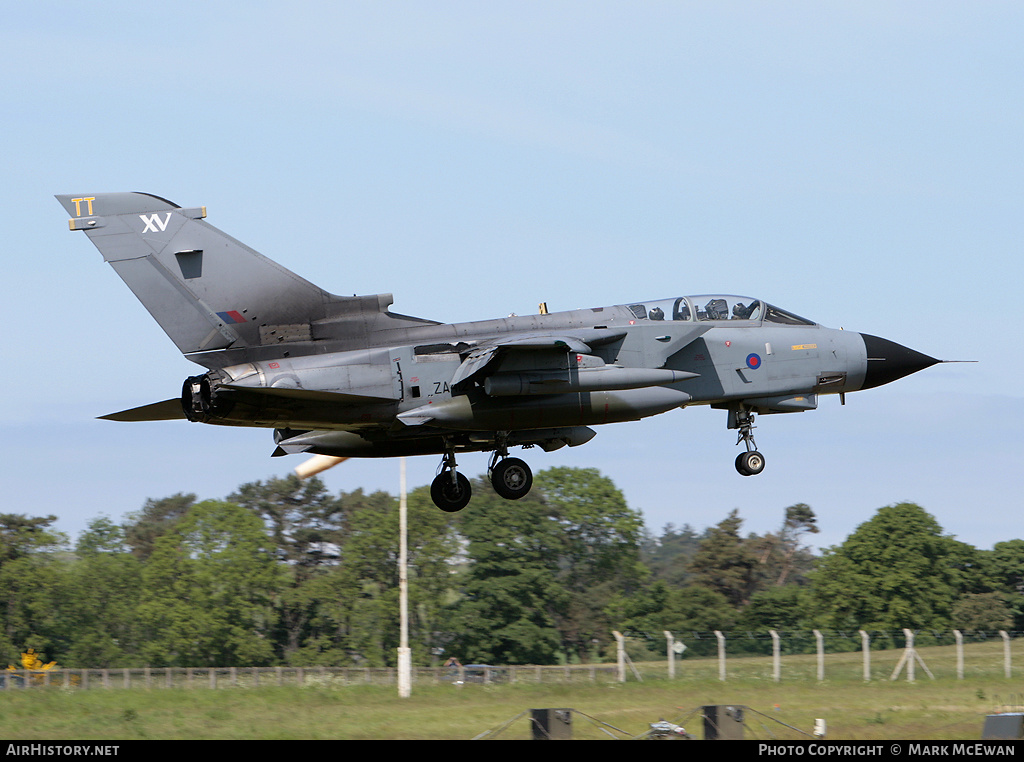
[
  {"x1": 488, "y1": 451, "x2": 533, "y2": 501},
  {"x1": 428, "y1": 437, "x2": 535, "y2": 512},
  {"x1": 730, "y1": 407, "x2": 766, "y2": 477},
  {"x1": 430, "y1": 447, "x2": 472, "y2": 513}
]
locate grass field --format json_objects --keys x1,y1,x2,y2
[{"x1": 0, "y1": 640, "x2": 1019, "y2": 740}]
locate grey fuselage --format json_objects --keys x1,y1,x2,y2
[{"x1": 194, "y1": 295, "x2": 872, "y2": 458}]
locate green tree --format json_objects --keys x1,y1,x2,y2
[
  {"x1": 687, "y1": 509, "x2": 760, "y2": 607},
  {"x1": 808, "y1": 503, "x2": 967, "y2": 630},
  {"x1": 137, "y1": 500, "x2": 281, "y2": 666},
  {"x1": 330, "y1": 487, "x2": 457, "y2": 667},
  {"x1": 536, "y1": 467, "x2": 646, "y2": 660},
  {"x1": 446, "y1": 467, "x2": 646, "y2": 664},
  {"x1": 738, "y1": 585, "x2": 810, "y2": 631},
  {"x1": 446, "y1": 478, "x2": 566, "y2": 665},
  {"x1": 978, "y1": 539, "x2": 1024, "y2": 629},
  {"x1": 987, "y1": 539, "x2": 1024, "y2": 595},
  {"x1": 228, "y1": 476, "x2": 347, "y2": 662},
  {"x1": 0, "y1": 515, "x2": 67, "y2": 665},
  {"x1": 642, "y1": 523, "x2": 703, "y2": 586},
  {"x1": 123, "y1": 493, "x2": 195, "y2": 561},
  {"x1": 951, "y1": 592, "x2": 1013, "y2": 631},
  {"x1": 606, "y1": 580, "x2": 738, "y2": 658},
  {"x1": 229, "y1": 476, "x2": 344, "y2": 572},
  {"x1": 609, "y1": 580, "x2": 738, "y2": 634},
  {"x1": 751, "y1": 503, "x2": 820, "y2": 587},
  {"x1": 63, "y1": 518, "x2": 144, "y2": 667},
  {"x1": 0, "y1": 514, "x2": 63, "y2": 563}
]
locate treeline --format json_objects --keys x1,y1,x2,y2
[{"x1": 2, "y1": 467, "x2": 1021, "y2": 669}]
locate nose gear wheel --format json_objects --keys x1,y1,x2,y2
[{"x1": 735, "y1": 450, "x2": 766, "y2": 476}]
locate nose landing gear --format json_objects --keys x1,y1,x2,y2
[{"x1": 730, "y1": 407, "x2": 766, "y2": 476}]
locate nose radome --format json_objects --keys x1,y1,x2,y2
[{"x1": 859, "y1": 333, "x2": 940, "y2": 390}]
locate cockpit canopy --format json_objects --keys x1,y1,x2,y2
[{"x1": 624, "y1": 296, "x2": 815, "y2": 326}]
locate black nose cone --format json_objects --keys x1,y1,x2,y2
[{"x1": 859, "y1": 334, "x2": 940, "y2": 390}]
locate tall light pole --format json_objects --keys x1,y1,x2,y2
[{"x1": 397, "y1": 457, "x2": 411, "y2": 697}]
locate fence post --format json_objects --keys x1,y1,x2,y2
[
  {"x1": 714, "y1": 630, "x2": 726, "y2": 681},
  {"x1": 908, "y1": 629, "x2": 916, "y2": 682},
  {"x1": 891, "y1": 628, "x2": 933, "y2": 681},
  {"x1": 1000, "y1": 630, "x2": 1011, "y2": 678},
  {"x1": 770, "y1": 630, "x2": 780, "y2": 682},
  {"x1": 665, "y1": 631, "x2": 676, "y2": 679},
  {"x1": 814, "y1": 630, "x2": 824, "y2": 681},
  {"x1": 860, "y1": 630, "x2": 871, "y2": 681},
  {"x1": 613, "y1": 630, "x2": 626, "y2": 683},
  {"x1": 954, "y1": 630, "x2": 964, "y2": 680}
]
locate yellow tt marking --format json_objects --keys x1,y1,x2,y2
[{"x1": 71, "y1": 197, "x2": 95, "y2": 216}]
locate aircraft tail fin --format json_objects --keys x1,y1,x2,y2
[{"x1": 57, "y1": 192, "x2": 379, "y2": 365}]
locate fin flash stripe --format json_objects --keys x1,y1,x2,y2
[{"x1": 217, "y1": 310, "x2": 246, "y2": 324}]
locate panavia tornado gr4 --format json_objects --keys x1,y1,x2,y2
[{"x1": 57, "y1": 192, "x2": 944, "y2": 512}]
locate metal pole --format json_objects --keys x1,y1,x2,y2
[{"x1": 397, "y1": 457, "x2": 411, "y2": 698}]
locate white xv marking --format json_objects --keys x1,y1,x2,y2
[{"x1": 139, "y1": 212, "x2": 172, "y2": 233}]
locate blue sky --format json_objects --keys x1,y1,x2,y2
[{"x1": 3, "y1": 2, "x2": 1020, "y2": 552}]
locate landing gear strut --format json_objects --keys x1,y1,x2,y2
[
  {"x1": 730, "y1": 407, "x2": 766, "y2": 476},
  {"x1": 430, "y1": 443, "x2": 472, "y2": 512}
]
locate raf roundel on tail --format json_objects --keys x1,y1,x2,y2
[{"x1": 57, "y1": 192, "x2": 948, "y2": 512}]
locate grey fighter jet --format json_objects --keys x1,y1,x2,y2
[{"x1": 57, "y1": 192, "x2": 943, "y2": 511}]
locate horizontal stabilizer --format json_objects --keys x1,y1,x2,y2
[{"x1": 100, "y1": 398, "x2": 184, "y2": 421}]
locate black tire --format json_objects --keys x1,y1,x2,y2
[
  {"x1": 430, "y1": 472, "x2": 472, "y2": 512},
  {"x1": 490, "y1": 457, "x2": 533, "y2": 500},
  {"x1": 736, "y1": 450, "x2": 765, "y2": 476}
]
